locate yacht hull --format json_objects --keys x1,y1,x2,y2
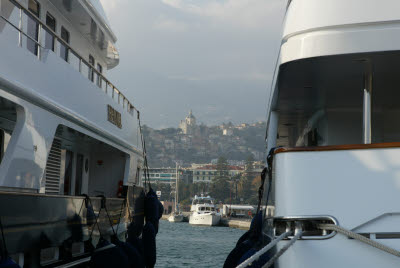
[
  {"x1": 0, "y1": 187, "x2": 145, "y2": 266},
  {"x1": 189, "y1": 213, "x2": 220, "y2": 226},
  {"x1": 168, "y1": 214, "x2": 184, "y2": 222}
]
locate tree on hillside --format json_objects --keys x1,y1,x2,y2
[
  {"x1": 216, "y1": 156, "x2": 229, "y2": 178},
  {"x1": 239, "y1": 155, "x2": 256, "y2": 204},
  {"x1": 210, "y1": 156, "x2": 230, "y2": 202}
]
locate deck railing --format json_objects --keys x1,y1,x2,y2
[{"x1": 0, "y1": 0, "x2": 136, "y2": 115}]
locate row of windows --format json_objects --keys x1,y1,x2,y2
[
  {"x1": 195, "y1": 171, "x2": 216, "y2": 175},
  {"x1": 194, "y1": 171, "x2": 235, "y2": 175},
  {"x1": 194, "y1": 177, "x2": 211, "y2": 181},
  {"x1": 27, "y1": 0, "x2": 103, "y2": 87}
]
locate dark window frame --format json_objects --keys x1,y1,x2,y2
[
  {"x1": 45, "y1": 12, "x2": 56, "y2": 51},
  {"x1": 89, "y1": 55, "x2": 95, "y2": 82},
  {"x1": 60, "y1": 26, "x2": 70, "y2": 62},
  {"x1": 27, "y1": 0, "x2": 40, "y2": 56},
  {"x1": 97, "y1": 63, "x2": 103, "y2": 87}
]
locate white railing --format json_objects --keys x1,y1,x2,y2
[{"x1": 0, "y1": 0, "x2": 136, "y2": 115}]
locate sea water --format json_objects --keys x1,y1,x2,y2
[{"x1": 156, "y1": 220, "x2": 246, "y2": 268}]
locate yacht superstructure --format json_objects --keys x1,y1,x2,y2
[
  {"x1": 189, "y1": 195, "x2": 220, "y2": 226},
  {"x1": 264, "y1": 0, "x2": 400, "y2": 267},
  {"x1": 0, "y1": 0, "x2": 144, "y2": 266}
]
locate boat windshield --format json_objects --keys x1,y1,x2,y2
[{"x1": 193, "y1": 198, "x2": 214, "y2": 205}]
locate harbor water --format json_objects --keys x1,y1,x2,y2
[{"x1": 156, "y1": 220, "x2": 246, "y2": 268}]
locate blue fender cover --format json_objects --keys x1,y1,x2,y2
[
  {"x1": 90, "y1": 239, "x2": 130, "y2": 268},
  {"x1": 115, "y1": 240, "x2": 145, "y2": 268},
  {"x1": 142, "y1": 222, "x2": 156, "y2": 268},
  {"x1": 144, "y1": 189, "x2": 163, "y2": 234},
  {"x1": 223, "y1": 239, "x2": 254, "y2": 268},
  {"x1": 127, "y1": 236, "x2": 144, "y2": 257},
  {"x1": 0, "y1": 258, "x2": 20, "y2": 268},
  {"x1": 223, "y1": 212, "x2": 273, "y2": 268}
]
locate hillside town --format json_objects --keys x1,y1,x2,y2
[
  {"x1": 143, "y1": 110, "x2": 267, "y2": 168},
  {"x1": 142, "y1": 111, "x2": 267, "y2": 207}
]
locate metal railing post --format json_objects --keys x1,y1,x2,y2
[
  {"x1": 363, "y1": 72, "x2": 372, "y2": 144},
  {"x1": 18, "y1": 8, "x2": 22, "y2": 47},
  {"x1": 37, "y1": 24, "x2": 42, "y2": 60}
]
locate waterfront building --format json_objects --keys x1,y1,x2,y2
[
  {"x1": 142, "y1": 167, "x2": 179, "y2": 184},
  {"x1": 142, "y1": 167, "x2": 192, "y2": 184},
  {"x1": 192, "y1": 164, "x2": 244, "y2": 183}
]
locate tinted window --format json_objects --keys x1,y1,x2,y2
[
  {"x1": 97, "y1": 63, "x2": 102, "y2": 87},
  {"x1": 60, "y1": 27, "x2": 69, "y2": 61},
  {"x1": 26, "y1": 0, "x2": 39, "y2": 55},
  {"x1": 89, "y1": 55, "x2": 95, "y2": 81},
  {"x1": 45, "y1": 13, "x2": 55, "y2": 51}
]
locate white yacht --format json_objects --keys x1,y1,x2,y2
[
  {"x1": 0, "y1": 0, "x2": 145, "y2": 266},
  {"x1": 189, "y1": 195, "x2": 220, "y2": 226},
  {"x1": 168, "y1": 212, "x2": 183, "y2": 223},
  {"x1": 261, "y1": 0, "x2": 400, "y2": 267},
  {"x1": 168, "y1": 163, "x2": 183, "y2": 223}
]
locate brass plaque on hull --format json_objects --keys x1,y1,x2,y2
[{"x1": 107, "y1": 105, "x2": 122, "y2": 128}]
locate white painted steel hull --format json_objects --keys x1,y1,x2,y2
[
  {"x1": 189, "y1": 213, "x2": 221, "y2": 226},
  {"x1": 168, "y1": 214, "x2": 184, "y2": 222},
  {"x1": 272, "y1": 148, "x2": 400, "y2": 267}
]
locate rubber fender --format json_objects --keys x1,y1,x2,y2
[
  {"x1": 127, "y1": 220, "x2": 144, "y2": 240},
  {"x1": 127, "y1": 236, "x2": 144, "y2": 256},
  {"x1": 115, "y1": 240, "x2": 145, "y2": 268},
  {"x1": 90, "y1": 239, "x2": 130, "y2": 268},
  {"x1": 223, "y1": 239, "x2": 254, "y2": 268},
  {"x1": 224, "y1": 211, "x2": 269, "y2": 268},
  {"x1": 142, "y1": 222, "x2": 156, "y2": 268},
  {"x1": 144, "y1": 189, "x2": 161, "y2": 234},
  {"x1": 0, "y1": 258, "x2": 20, "y2": 268}
]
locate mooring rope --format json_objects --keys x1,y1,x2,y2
[
  {"x1": 318, "y1": 224, "x2": 400, "y2": 257},
  {"x1": 115, "y1": 198, "x2": 127, "y2": 236},
  {"x1": 236, "y1": 231, "x2": 292, "y2": 268},
  {"x1": 137, "y1": 111, "x2": 151, "y2": 192},
  {"x1": 262, "y1": 230, "x2": 303, "y2": 268}
]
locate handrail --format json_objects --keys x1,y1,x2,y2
[
  {"x1": 3, "y1": 0, "x2": 137, "y2": 115},
  {"x1": 0, "y1": 14, "x2": 40, "y2": 45},
  {"x1": 275, "y1": 142, "x2": 400, "y2": 154}
]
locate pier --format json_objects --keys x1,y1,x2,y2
[{"x1": 161, "y1": 213, "x2": 251, "y2": 230}]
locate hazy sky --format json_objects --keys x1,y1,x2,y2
[{"x1": 99, "y1": 0, "x2": 286, "y2": 129}]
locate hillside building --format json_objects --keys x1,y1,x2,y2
[
  {"x1": 192, "y1": 164, "x2": 244, "y2": 183},
  {"x1": 179, "y1": 110, "x2": 197, "y2": 135}
]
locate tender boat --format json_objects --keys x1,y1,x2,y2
[
  {"x1": 256, "y1": 0, "x2": 400, "y2": 267},
  {"x1": 189, "y1": 195, "x2": 220, "y2": 226},
  {"x1": 0, "y1": 0, "x2": 145, "y2": 266}
]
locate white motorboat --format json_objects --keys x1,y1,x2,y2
[
  {"x1": 0, "y1": 0, "x2": 146, "y2": 266},
  {"x1": 250, "y1": 0, "x2": 400, "y2": 267},
  {"x1": 189, "y1": 195, "x2": 221, "y2": 226}
]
